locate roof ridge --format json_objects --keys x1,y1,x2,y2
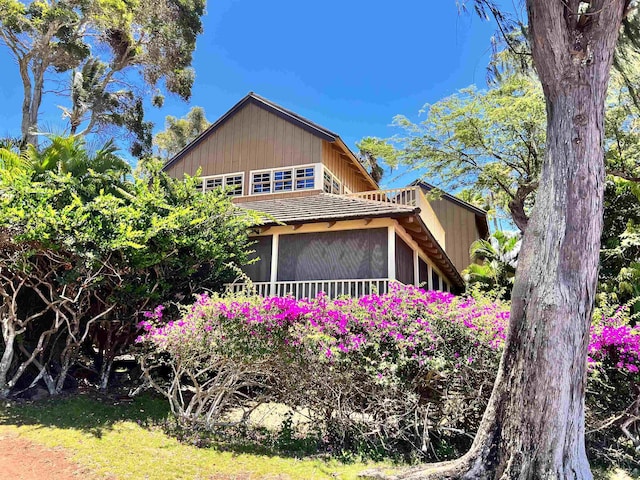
[{"x1": 247, "y1": 93, "x2": 339, "y2": 139}]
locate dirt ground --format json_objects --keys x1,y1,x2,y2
[{"x1": 0, "y1": 433, "x2": 90, "y2": 480}]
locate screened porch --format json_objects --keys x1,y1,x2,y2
[{"x1": 224, "y1": 225, "x2": 452, "y2": 299}]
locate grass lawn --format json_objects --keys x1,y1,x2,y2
[
  {"x1": 0, "y1": 393, "x2": 635, "y2": 480},
  {"x1": 0, "y1": 393, "x2": 392, "y2": 480}
]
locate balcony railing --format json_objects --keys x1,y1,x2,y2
[
  {"x1": 346, "y1": 187, "x2": 419, "y2": 206},
  {"x1": 345, "y1": 187, "x2": 446, "y2": 248},
  {"x1": 224, "y1": 278, "x2": 394, "y2": 299}
]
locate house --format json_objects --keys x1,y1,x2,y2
[{"x1": 163, "y1": 93, "x2": 489, "y2": 298}]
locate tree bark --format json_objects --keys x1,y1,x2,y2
[
  {"x1": 18, "y1": 58, "x2": 35, "y2": 146},
  {"x1": 0, "y1": 319, "x2": 16, "y2": 398},
  {"x1": 363, "y1": 1, "x2": 628, "y2": 478}
]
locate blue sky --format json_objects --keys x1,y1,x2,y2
[{"x1": 0, "y1": 0, "x2": 505, "y2": 187}]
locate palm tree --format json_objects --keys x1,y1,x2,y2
[
  {"x1": 0, "y1": 137, "x2": 32, "y2": 182},
  {"x1": 463, "y1": 230, "x2": 521, "y2": 297},
  {"x1": 0, "y1": 135, "x2": 130, "y2": 194}
]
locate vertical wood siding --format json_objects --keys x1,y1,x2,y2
[
  {"x1": 164, "y1": 102, "x2": 323, "y2": 193},
  {"x1": 321, "y1": 141, "x2": 371, "y2": 193},
  {"x1": 428, "y1": 199, "x2": 482, "y2": 273}
]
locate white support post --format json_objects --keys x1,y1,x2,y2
[
  {"x1": 427, "y1": 264, "x2": 433, "y2": 290},
  {"x1": 388, "y1": 226, "x2": 396, "y2": 281},
  {"x1": 270, "y1": 233, "x2": 279, "y2": 296},
  {"x1": 413, "y1": 249, "x2": 419, "y2": 286}
]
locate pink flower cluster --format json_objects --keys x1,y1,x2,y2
[
  {"x1": 137, "y1": 283, "x2": 639, "y2": 376},
  {"x1": 588, "y1": 310, "x2": 640, "y2": 373},
  {"x1": 138, "y1": 284, "x2": 509, "y2": 371}
]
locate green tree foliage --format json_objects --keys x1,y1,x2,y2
[
  {"x1": 463, "y1": 230, "x2": 521, "y2": 299},
  {"x1": 0, "y1": 136, "x2": 258, "y2": 396},
  {"x1": 154, "y1": 106, "x2": 210, "y2": 160},
  {"x1": 356, "y1": 137, "x2": 395, "y2": 184},
  {"x1": 369, "y1": 63, "x2": 640, "y2": 302},
  {"x1": 600, "y1": 178, "x2": 640, "y2": 308},
  {"x1": 0, "y1": 0, "x2": 205, "y2": 151},
  {"x1": 381, "y1": 73, "x2": 546, "y2": 232},
  {"x1": 60, "y1": 58, "x2": 153, "y2": 157}
]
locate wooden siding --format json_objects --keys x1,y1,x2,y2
[
  {"x1": 428, "y1": 198, "x2": 482, "y2": 273},
  {"x1": 321, "y1": 141, "x2": 372, "y2": 193},
  {"x1": 164, "y1": 102, "x2": 323, "y2": 193}
]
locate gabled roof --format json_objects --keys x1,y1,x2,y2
[
  {"x1": 236, "y1": 193, "x2": 463, "y2": 287},
  {"x1": 411, "y1": 180, "x2": 490, "y2": 239},
  {"x1": 162, "y1": 92, "x2": 379, "y2": 189}
]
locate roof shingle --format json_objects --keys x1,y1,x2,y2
[{"x1": 236, "y1": 193, "x2": 417, "y2": 225}]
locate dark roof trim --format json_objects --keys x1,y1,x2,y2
[
  {"x1": 249, "y1": 210, "x2": 417, "y2": 227},
  {"x1": 163, "y1": 92, "x2": 338, "y2": 172},
  {"x1": 249, "y1": 93, "x2": 338, "y2": 141}
]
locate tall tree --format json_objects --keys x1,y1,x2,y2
[
  {"x1": 154, "y1": 106, "x2": 210, "y2": 160},
  {"x1": 367, "y1": 1, "x2": 635, "y2": 478},
  {"x1": 382, "y1": 73, "x2": 546, "y2": 232},
  {"x1": 356, "y1": 137, "x2": 393, "y2": 184},
  {"x1": 0, "y1": 0, "x2": 205, "y2": 147},
  {"x1": 378, "y1": 66, "x2": 640, "y2": 236},
  {"x1": 59, "y1": 58, "x2": 153, "y2": 157}
]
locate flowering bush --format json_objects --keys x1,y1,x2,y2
[
  {"x1": 585, "y1": 304, "x2": 640, "y2": 466},
  {"x1": 138, "y1": 283, "x2": 639, "y2": 464}
]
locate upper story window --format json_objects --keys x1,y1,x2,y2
[
  {"x1": 295, "y1": 166, "x2": 315, "y2": 190},
  {"x1": 200, "y1": 172, "x2": 244, "y2": 196},
  {"x1": 323, "y1": 168, "x2": 341, "y2": 194},
  {"x1": 251, "y1": 165, "x2": 316, "y2": 195}
]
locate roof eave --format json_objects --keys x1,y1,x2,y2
[
  {"x1": 249, "y1": 209, "x2": 416, "y2": 227},
  {"x1": 333, "y1": 137, "x2": 380, "y2": 191}
]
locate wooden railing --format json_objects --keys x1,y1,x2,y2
[
  {"x1": 346, "y1": 187, "x2": 419, "y2": 206},
  {"x1": 345, "y1": 187, "x2": 446, "y2": 248},
  {"x1": 224, "y1": 278, "x2": 394, "y2": 299}
]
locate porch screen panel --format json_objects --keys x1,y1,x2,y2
[
  {"x1": 418, "y1": 258, "x2": 429, "y2": 288},
  {"x1": 432, "y1": 269, "x2": 442, "y2": 291},
  {"x1": 395, "y1": 235, "x2": 414, "y2": 285},
  {"x1": 277, "y1": 228, "x2": 387, "y2": 281},
  {"x1": 242, "y1": 236, "x2": 272, "y2": 282}
]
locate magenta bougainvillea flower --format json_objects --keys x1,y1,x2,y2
[{"x1": 138, "y1": 283, "x2": 639, "y2": 376}]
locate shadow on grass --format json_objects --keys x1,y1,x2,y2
[
  {"x1": 0, "y1": 391, "x2": 170, "y2": 439},
  {"x1": 0, "y1": 391, "x2": 397, "y2": 465}
]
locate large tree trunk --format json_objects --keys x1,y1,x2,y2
[{"x1": 364, "y1": 1, "x2": 628, "y2": 479}]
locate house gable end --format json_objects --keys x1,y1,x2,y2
[{"x1": 163, "y1": 93, "x2": 378, "y2": 192}]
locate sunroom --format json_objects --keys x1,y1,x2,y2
[{"x1": 226, "y1": 189, "x2": 463, "y2": 299}]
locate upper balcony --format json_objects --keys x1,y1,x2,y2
[{"x1": 344, "y1": 187, "x2": 446, "y2": 249}]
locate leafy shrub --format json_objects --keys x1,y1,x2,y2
[
  {"x1": 139, "y1": 284, "x2": 507, "y2": 460},
  {"x1": 0, "y1": 144, "x2": 257, "y2": 397},
  {"x1": 139, "y1": 284, "x2": 639, "y2": 466},
  {"x1": 586, "y1": 303, "x2": 640, "y2": 467}
]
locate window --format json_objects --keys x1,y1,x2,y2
[
  {"x1": 252, "y1": 172, "x2": 271, "y2": 194},
  {"x1": 204, "y1": 177, "x2": 223, "y2": 190},
  {"x1": 225, "y1": 174, "x2": 244, "y2": 196},
  {"x1": 250, "y1": 165, "x2": 316, "y2": 195},
  {"x1": 201, "y1": 172, "x2": 244, "y2": 196},
  {"x1": 273, "y1": 169, "x2": 292, "y2": 191},
  {"x1": 295, "y1": 166, "x2": 315, "y2": 190},
  {"x1": 323, "y1": 168, "x2": 341, "y2": 194}
]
